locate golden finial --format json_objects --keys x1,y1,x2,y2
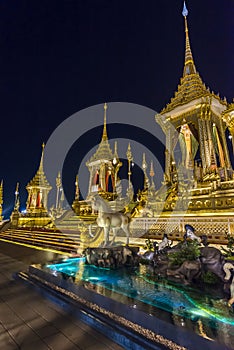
[
  {"x1": 56, "y1": 171, "x2": 61, "y2": 188},
  {"x1": 126, "y1": 143, "x2": 133, "y2": 196},
  {"x1": 39, "y1": 142, "x2": 45, "y2": 172},
  {"x1": 15, "y1": 182, "x2": 19, "y2": 194},
  {"x1": 150, "y1": 161, "x2": 155, "y2": 178},
  {"x1": 182, "y1": 2, "x2": 196, "y2": 76},
  {"x1": 150, "y1": 161, "x2": 155, "y2": 189},
  {"x1": 126, "y1": 143, "x2": 133, "y2": 162},
  {"x1": 75, "y1": 174, "x2": 79, "y2": 200},
  {"x1": 102, "y1": 103, "x2": 108, "y2": 141},
  {"x1": 142, "y1": 153, "x2": 147, "y2": 170},
  {"x1": 14, "y1": 182, "x2": 20, "y2": 211},
  {"x1": 182, "y1": 1, "x2": 188, "y2": 18}
]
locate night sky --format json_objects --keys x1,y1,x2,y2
[{"x1": 0, "y1": 0, "x2": 233, "y2": 217}]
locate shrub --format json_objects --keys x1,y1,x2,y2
[
  {"x1": 200, "y1": 271, "x2": 220, "y2": 285},
  {"x1": 169, "y1": 241, "x2": 200, "y2": 266},
  {"x1": 221, "y1": 234, "x2": 234, "y2": 257}
]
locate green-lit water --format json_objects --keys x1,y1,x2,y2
[{"x1": 46, "y1": 257, "x2": 234, "y2": 348}]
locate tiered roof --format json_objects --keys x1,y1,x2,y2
[{"x1": 26, "y1": 144, "x2": 52, "y2": 190}]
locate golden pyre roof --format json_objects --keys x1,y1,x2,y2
[
  {"x1": 87, "y1": 103, "x2": 114, "y2": 164},
  {"x1": 161, "y1": 3, "x2": 223, "y2": 114},
  {"x1": 26, "y1": 143, "x2": 52, "y2": 190}
]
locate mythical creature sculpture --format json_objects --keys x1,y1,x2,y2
[
  {"x1": 223, "y1": 262, "x2": 234, "y2": 306},
  {"x1": 83, "y1": 246, "x2": 139, "y2": 268},
  {"x1": 200, "y1": 246, "x2": 225, "y2": 281},
  {"x1": 141, "y1": 225, "x2": 228, "y2": 285},
  {"x1": 184, "y1": 224, "x2": 201, "y2": 242},
  {"x1": 167, "y1": 260, "x2": 201, "y2": 285},
  {"x1": 157, "y1": 233, "x2": 172, "y2": 252},
  {"x1": 91, "y1": 194, "x2": 131, "y2": 246}
]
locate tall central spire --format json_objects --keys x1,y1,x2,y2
[
  {"x1": 39, "y1": 142, "x2": 45, "y2": 173},
  {"x1": 160, "y1": 1, "x2": 211, "y2": 114},
  {"x1": 87, "y1": 103, "x2": 113, "y2": 163},
  {"x1": 102, "y1": 103, "x2": 108, "y2": 141},
  {"x1": 182, "y1": 1, "x2": 196, "y2": 76}
]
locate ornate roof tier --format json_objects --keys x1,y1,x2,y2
[
  {"x1": 26, "y1": 143, "x2": 52, "y2": 190},
  {"x1": 87, "y1": 103, "x2": 114, "y2": 164},
  {"x1": 161, "y1": 2, "x2": 224, "y2": 115}
]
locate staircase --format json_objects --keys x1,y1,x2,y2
[{"x1": 0, "y1": 227, "x2": 81, "y2": 254}]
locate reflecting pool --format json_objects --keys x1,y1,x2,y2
[{"x1": 46, "y1": 257, "x2": 234, "y2": 348}]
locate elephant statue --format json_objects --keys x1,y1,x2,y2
[
  {"x1": 200, "y1": 246, "x2": 225, "y2": 281},
  {"x1": 84, "y1": 246, "x2": 139, "y2": 268},
  {"x1": 167, "y1": 260, "x2": 201, "y2": 285},
  {"x1": 84, "y1": 247, "x2": 99, "y2": 265}
]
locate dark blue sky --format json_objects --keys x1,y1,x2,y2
[{"x1": 0, "y1": 0, "x2": 233, "y2": 216}]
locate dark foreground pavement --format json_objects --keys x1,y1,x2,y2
[{"x1": 0, "y1": 241, "x2": 124, "y2": 350}]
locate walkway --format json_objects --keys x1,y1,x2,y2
[{"x1": 0, "y1": 241, "x2": 124, "y2": 350}]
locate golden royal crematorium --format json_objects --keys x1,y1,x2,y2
[{"x1": 3, "y1": 4, "x2": 234, "y2": 248}]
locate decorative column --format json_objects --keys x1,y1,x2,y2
[
  {"x1": 112, "y1": 141, "x2": 122, "y2": 195},
  {"x1": 149, "y1": 161, "x2": 155, "y2": 190},
  {"x1": 198, "y1": 103, "x2": 213, "y2": 174},
  {"x1": 219, "y1": 119, "x2": 232, "y2": 170},
  {"x1": 11, "y1": 183, "x2": 20, "y2": 227},
  {"x1": 205, "y1": 119, "x2": 217, "y2": 170},
  {"x1": 198, "y1": 118, "x2": 206, "y2": 174},
  {"x1": 56, "y1": 171, "x2": 62, "y2": 210},
  {"x1": 142, "y1": 153, "x2": 149, "y2": 190},
  {"x1": 72, "y1": 174, "x2": 80, "y2": 215},
  {"x1": 126, "y1": 143, "x2": 134, "y2": 200}
]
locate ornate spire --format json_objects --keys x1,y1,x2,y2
[
  {"x1": 56, "y1": 171, "x2": 62, "y2": 209},
  {"x1": 102, "y1": 103, "x2": 108, "y2": 141},
  {"x1": 14, "y1": 182, "x2": 20, "y2": 211},
  {"x1": 39, "y1": 142, "x2": 45, "y2": 172},
  {"x1": 27, "y1": 143, "x2": 51, "y2": 190},
  {"x1": 142, "y1": 153, "x2": 149, "y2": 190},
  {"x1": 87, "y1": 103, "x2": 113, "y2": 163},
  {"x1": 182, "y1": 2, "x2": 196, "y2": 76},
  {"x1": 161, "y1": 2, "x2": 212, "y2": 114},
  {"x1": 56, "y1": 171, "x2": 61, "y2": 188},
  {"x1": 126, "y1": 143, "x2": 134, "y2": 199},
  {"x1": 149, "y1": 161, "x2": 155, "y2": 178},
  {"x1": 150, "y1": 160, "x2": 155, "y2": 186},
  {"x1": 113, "y1": 141, "x2": 119, "y2": 163},
  {"x1": 75, "y1": 174, "x2": 80, "y2": 200}
]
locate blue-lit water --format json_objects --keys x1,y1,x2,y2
[{"x1": 46, "y1": 257, "x2": 234, "y2": 346}]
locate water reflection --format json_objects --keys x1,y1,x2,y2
[{"x1": 46, "y1": 257, "x2": 234, "y2": 348}]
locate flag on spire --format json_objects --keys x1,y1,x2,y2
[{"x1": 182, "y1": 1, "x2": 188, "y2": 17}]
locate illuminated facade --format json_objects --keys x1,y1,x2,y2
[
  {"x1": 152, "y1": 5, "x2": 234, "y2": 216},
  {"x1": 4, "y1": 4, "x2": 234, "y2": 243},
  {"x1": 13, "y1": 144, "x2": 52, "y2": 227},
  {"x1": 86, "y1": 103, "x2": 122, "y2": 201}
]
